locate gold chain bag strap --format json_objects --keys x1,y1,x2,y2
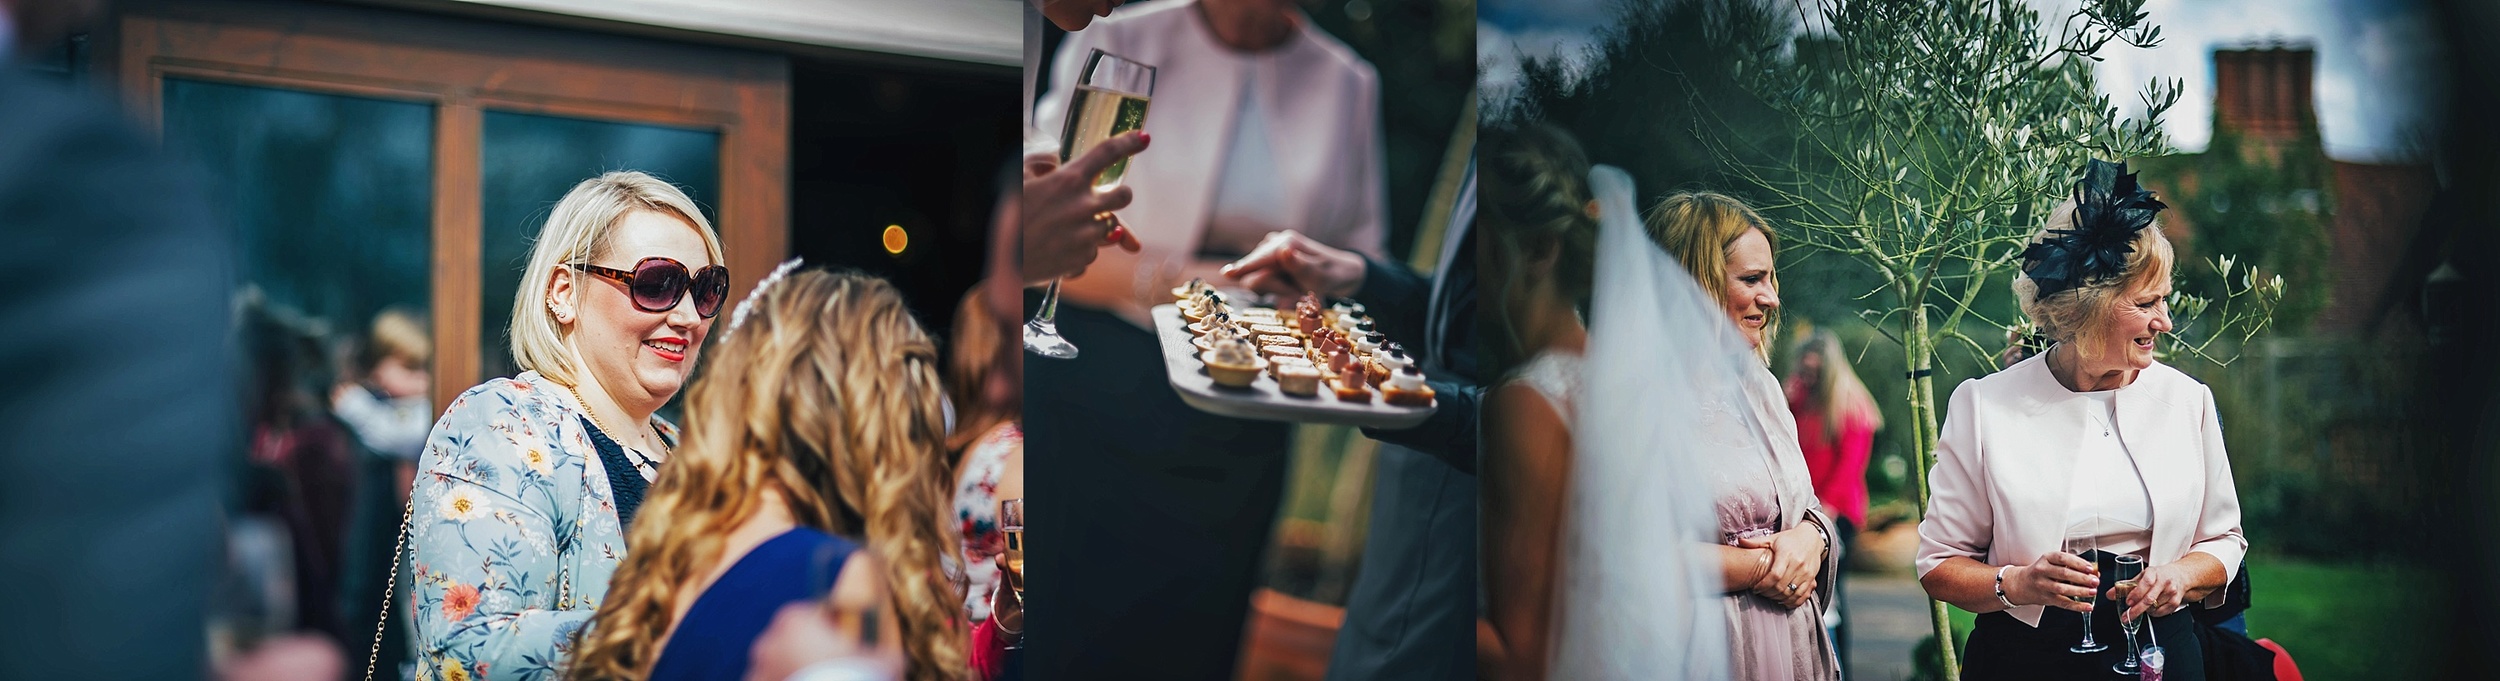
[
  {"x1": 370, "y1": 465, "x2": 585, "y2": 680},
  {"x1": 365, "y1": 500, "x2": 412, "y2": 681},
  {"x1": 363, "y1": 498, "x2": 576, "y2": 680}
]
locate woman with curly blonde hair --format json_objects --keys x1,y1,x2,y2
[{"x1": 567, "y1": 267, "x2": 967, "y2": 681}]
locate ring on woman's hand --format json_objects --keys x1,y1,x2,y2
[
  {"x1": 1094, "y1": 211, "x2": 1119, "y2": 228},
  {"x1": 1786, "y1": 583, "x2": 1799, "y2": 592}
]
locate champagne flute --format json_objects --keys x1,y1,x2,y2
[
  {"x1": 1025, "y1": 48, "x2": 1157, "y2": 359},
  {"x1": 999, "y1": 498, "x2": 1026, "y2": 650},
  {"x1": 2109, "y1": 553, "x2": 2147, "y2": 675},
  {"x1": 2064, "y1": 517, "x2": 2108, "y2": 654}
]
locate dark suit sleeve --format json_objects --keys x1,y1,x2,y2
[
  {"x1": 1351, "y1": 253, "x2": 1434, "y2": 343},
  {"x1": 1349, "y1": 255, "x2": 1480, "y2": 473},
  {"x1": 1361, "y1": 378, "x2": 1479, "y2": 474}
]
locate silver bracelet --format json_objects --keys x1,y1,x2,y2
[{"x1": 1994, "y1": 565, "x2": 2018, "y2": 610}]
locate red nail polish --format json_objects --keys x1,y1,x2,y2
[{"x1": 1138, "y1": 132, "x2": 1151, "y2": 145}]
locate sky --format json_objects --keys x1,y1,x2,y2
[{"x1": 1478, "y1": 0, "x2": 2450, "y2": 163}]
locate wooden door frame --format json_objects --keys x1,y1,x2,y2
[{"x1": 111, "y1": 0, "x2": 790, "y2": 411}]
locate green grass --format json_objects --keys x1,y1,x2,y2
[{"x1": 2241, "y1": 555, "x2": 2439, "y2": 681}]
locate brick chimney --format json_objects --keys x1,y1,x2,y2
[{"x1": 2211, "y1": 41, "x2": 2318, "y2": 149}]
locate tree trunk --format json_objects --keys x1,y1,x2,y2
[{"x1": 1902, "y1": 305, "x2": 1960, "y2": 678}]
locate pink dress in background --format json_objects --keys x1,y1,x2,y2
[{"x1": 1790, "y1": 403, "x2": 1875, "y2": 530}]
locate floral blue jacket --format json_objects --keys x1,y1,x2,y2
[{"x1": 409, "y1": 371, "x2": 676, "y2": 681}]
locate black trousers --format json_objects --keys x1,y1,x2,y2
[
  {"x1": 1962, "y1": 551, "x2": 2205, "y2": 681},
  {"x1": 1023, "y1": 302, "x2": 1292, "y2": 680}
]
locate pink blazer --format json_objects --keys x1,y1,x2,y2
[{"x1": 1915, "y1": 353, "x2": 2246, "y2": 626}]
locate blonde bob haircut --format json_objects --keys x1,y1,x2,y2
[
  {"x1": 1642, "y1": 191, "x2": 1780, "y2": 360},
  {"x1": 508, "y1": 171, "x2": 725, "y2": 387},
  {"x1": 2012, "y1": 199, "x2": 2176, "y2": 361}
]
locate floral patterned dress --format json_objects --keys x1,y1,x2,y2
[
  {"x1": 955, "y1": 422, "x2": 1020, "y2": 623},
  {"x1": 409, "y1": 371, "x2": 676, "y2": 681}
]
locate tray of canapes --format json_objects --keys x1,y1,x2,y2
[{"x1": 1153, "y1": 281, "x2": 1437, "y2": 429}]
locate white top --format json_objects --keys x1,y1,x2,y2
[
  {"x1": 332, "y1": 386, "x2": 434, "y2": 461},
  {"x1": 1203, "y1": 63, "x2": 1293, "y2": 256},
  {"x1": 2064, "y1": 390, "x2": 2155, "y2": 556},
  {"x1": 1508, "y1": 350, "x2": 1583, "y2": 422}
]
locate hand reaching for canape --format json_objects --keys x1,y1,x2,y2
[{"x1": 1221, "y1": 230, "x2": 1369, "y2": 299}]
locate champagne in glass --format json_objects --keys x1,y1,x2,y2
[
  {"x1": 1059, "y1": 84, "x2": 1152, "y2": 188},
  {"x1": 999, "y1": 498, "x2": 1026, "y2": 650},
  {"x1": 2065, "y1": 517, "x2": 2108, "y2": 654},
  {"x1": 2110, "y1": 554, "x2": 2147, "y2": 675},
  {"x1": 1026, "y1": 49, "x2": 1157, "y2": 360}
]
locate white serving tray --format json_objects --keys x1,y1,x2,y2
[{"x1": 1152, "y1": 303, "x2": 1435, "y2": 429}]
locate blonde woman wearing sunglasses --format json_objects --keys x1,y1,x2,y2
[{"x1": 406, "y1": 171, "x2": 728, "y2": 680}]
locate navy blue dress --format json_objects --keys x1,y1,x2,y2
[{"x1": 649, "y1": 528, "x2": 859, "y2": 681}]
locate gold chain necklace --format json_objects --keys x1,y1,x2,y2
[{"x1": 564, "y1": 381, "x2": 668, "y2": 478}]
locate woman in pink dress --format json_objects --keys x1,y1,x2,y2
[{"x1": 1783, "y1": 328, "x2": 1883, "y2": 678}]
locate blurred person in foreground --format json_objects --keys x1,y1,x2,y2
[
  {"x1": 1781, "y1": 327, "x2": 1882, "y2": 678},
  {"x1": 1023, "y1": 0, "x2": 1389, "y2": 676},
  {"x1": 569, "y1": 267, "x2": 961, "y2": 681},
  {"x1": 1917, "y1": 160, "x2": 2246, "y2": 680},
  {"x1": 409, "y1": 171, "x2": 727, "y2": 678},
  {"x1": 0, "y1": 0, "x2": 258, "y2": 676}
]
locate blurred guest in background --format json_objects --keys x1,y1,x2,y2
[
  {"x1": 409, "y1": 171, "x2": 726, "y2": 679},
  {"x1": 334, "y1": 308, "x2": 433, "y2": 488},
  {"x1": 1782, "y1": 328, "x2": 1883, "y2": 679},
  {"x1": 1023, "y1": 0, "x2": 1389, "y2": 676},
  {"x1": 945, "y1": 282, "x2": 1026, "y2": 679},
  {"x1": 571, "y1": 268, "x2": 960, "y2": 681},
  {"x1": 332, "y1": 307, "x2": 432, "y2": 680},
  {"x1": 239, "y1": 292, "x2": 358, "y2": 647},
  {"x1": 0, "y1": 1, "x2": 241, "y2": 676}
]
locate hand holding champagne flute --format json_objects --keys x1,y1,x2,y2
[
  {"x1": 1022, "y1": 133, "x2": 1149, "y2": 284},
  {"x1": 998, "y1": 498, "x2": 1027, "y2": 649},
  {"x1": 2109, "y1": 553, "x2": 2147, "y2": 675},
  {"x1": 2063, "y1": 517, "x2": 2108, "y2": 654},
  {"x1": 1025, "y1": 48, "x2": 1156, "y2": 359}
]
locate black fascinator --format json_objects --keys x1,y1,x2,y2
[{"x1": 2021, "y1": 159, "x2": 2167, "y2": 298}]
